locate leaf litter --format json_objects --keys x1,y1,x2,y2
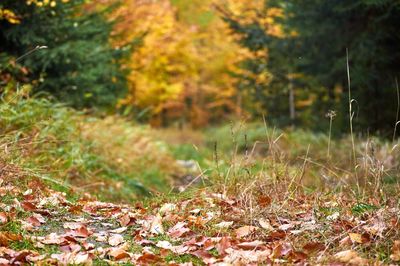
[{"x1": 0, "y1": 173, "x2": 400, "y2": 265}]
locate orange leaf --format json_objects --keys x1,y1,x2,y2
[
  {"x1": 0, "y1": 212, "x2": 7, "y2": 224},
  {"x1": 391, "y1": 240, "x2": 400, "y2": 262},
  {"x1": 0, "y1": 232, "x2": 23, "y2": 246},
  {"x1": 235, "y1": 226, "x2": 258, "y2": 238}
]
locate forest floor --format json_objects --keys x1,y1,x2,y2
[
  {"x1": 1, "y1": 164, "x2": 400, "y2": 265},
  {"x1": 0, "y1": 97, "x2": 400, "y2": 265}
]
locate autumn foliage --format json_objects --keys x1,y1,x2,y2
[{"x1": 99, "y1": 0, "x2": 255, "y2": 127}]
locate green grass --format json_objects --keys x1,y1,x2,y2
[{"x1": 0, "y1": 93, "x2": 179, "y2": 202}]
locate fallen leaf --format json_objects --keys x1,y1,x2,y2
[
  {"x1": 216, "y1": 236, "x2": 231, "y2": 255},
  {"x1": 137, "y1": 253, "x2": 162, "y2": 264},
  {"x1": 349, "y1": 232, "x2": 370, "y2": 244},
  {"x1": 72, "y1": 252, "x2": 91, "y2": 264},
  {"x1": 26, "y1": 254, "x2": 47, "y2": 263},
  {"x1": 149, "y1": 214, "x2": 164, "y2": 235},
  {"x1": 258, "y1": 218, "x2": 273, "y2": 231},
  {"x1": 168, "y1": 222, "x2": 190, "y2": 238},
  {"x1": 237, "y1": 240, "x2": 264, "y2": 250},
  {"x1": 279, "y1": 223, "x2": 294, "y2": 231},
  {"x1": 0, "y1": 232, "x2": 23, "y2": 246},
  {"x1": 191, "y1": 250, "x2": 217, "y2": 264},
  {"x1": 23, "y1": 189, "x2": 33, "y2": 196},
  {"x1": 0, "y1": 212, "x2": 7, "y2": 224},
  {"x1": 119, "y1": 214, "x2": 136, "y2": 227},
  {"x1": 108, "y1": 248, "x2": 131, "y2": 260},
  {"x1": 390, "y1": 240, "x2": 400, "y2": 261},
  {"x1": 235, "y1": 226, "x2": 258, "y2": 238},
  {"x1": 272, "y1": 243, "x2": 292, "y2": 258},
  {"x1": 349, "y1": 233, "x2": 362, "y2": 244},
  {"x1": 258, "y1": 195, "x2": 272, "y2": 207},
  {"x1": 41, "y1": 233, "x2": 66, "y2": 245},
  {"x1": 21, "y1": 201, "x2": 36, "y2": 211},
  {"x1": 302, "y1": 242, "x2": 325, "y2": 254},
  {"x1": 109, "y1": 234, "x2": 124, "y2": 246},
  {"x1": 159, "y1": 203, "x2": 176, "y2": 215},
  {"x1": 224, "y1": 248, "x2": 271, "y2": 264},
  {"x1": 339, "y1": 236, "x2": 352, "y2": 246},
  {"x1": 327, "y1": 212, "x2": 340, "y2": 221},
  {"x1": 63, "y1": 222, "x2": 84, "y2": 230},
  {"x1": 60, "y1": 243, "x2": 81, "y2": 253},
  {"x1": 26, "y1": 216, "x2": 41, "y2": 227},
  {"x1": 93, "y1": 232, "x2": 108, "y2": 242},
  {"x1": 82, "y1": 241, "x2": 95, "y2": 251},
  {"x1": 110, "y1": 227, "x2": 127, "y2": 234},
  {"x1": 334, "y1": 249, "x2": 368, "y2": 265},
  {"x1": 11, "y1": 250, "x2": 34, "y2": 264},
  {"x1": 267, "y1": 230, "x2": 286, "y2": 240},
  {"x1": 214, "y1": 221, "x2": 234, "y2": 229},
  {"x1": 67, "y1": 225, "x2": 92, "y2": 238}
]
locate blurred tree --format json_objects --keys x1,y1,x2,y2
[
  {"x1": 221, "y1": 0, "x2": 400, "y2": 134},
  {"x1": 218, "y1": 0, "x2": 308, "y2": 127},
  {"x1": 105, "y1": 0, "x2": 252, "y2": 127},
  {"x1": 0, "y1": 0, "x2": 129, "y2": 109},
  {"x1": 286, "y1": 0, "x2": 400, "y2": 134}
]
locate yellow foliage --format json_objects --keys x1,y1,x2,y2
[
  {"x1": 108, "y1": 0, "x2": 253, "y2": 127},
  {"x1": 26, "y1": 0, "x2": 63, "y2": 7},
  {"x1": 218, "y1": 0, "x2": 285, "y2": 38},
  {"x1": 1, "y1": 0, "x2": 70, "y2": 24},
  {"x1": 0, "y1": 9, "x2": 21, "y2": 24}
]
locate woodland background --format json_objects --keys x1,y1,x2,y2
[
  {"x1": 0, "y1": 1, "x2": 400, "y2": 265},
  {"x1": 1, "y1": 0, "x2": 399, "y2": 135}
]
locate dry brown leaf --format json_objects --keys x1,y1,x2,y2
[
  {"x1": 60, "y1": 243, "x2": 81, "y2": 253},
  {"x1": 0, "y1": 212, "x2": 7, "y2": 224},
  {"x1": 21, "y1": 201, "x2": 36, "y2": 211},
  {"x1": 214, "y1": 221, "x2": 234, "y2": 229},
  {"x1": 258, "y1": 218, "x2": 273, "y2": 231},
  {"x1": 159, "y1": 203, "x2": 176, "y2": 215},
  {"x1": 224, "y1": 248, "x2": 272, "y2": 264},
  {"x1": 339, "y1": 236, "x2": 352, "y2": 246},
  {"x1": 302, "y1": 242, "x2": 325, "y2": 254},
  {"x1": 334, "y1": 249, "x2": 368, "y2": 265},
  {"x1": 168, "y1": 222, "x2": 190, "y2": 238},
  {"x1": 119, "y1": 214, "x2": 135, "y2": 227},
  {"x1": 110, "y1": 227, "x2": 127, "y2": 234},
  {"x1": 348, "y1": 232, "x2": 370, "y2": 244},
  {"x1": 348, "y1": 233, "x2": 363, "y2": 244},
  {"x1": 108, "y1": 234, "x2": 124, "y2": 246},
  {"x1": 72, "y1": 252, "x2": 91, "y2": 264},
  {"x1": 237, "y1": 240, "x2": 264, "y2": 250},
  {"x1": 63, "y1": 222, "x2": 84, "y2": 230},
  {"x1": 26, "y1": 254, "x2": 47, "y2": 263},
  {"x1": 235, "y1": 226, "x2": 258, "y2": 238},
  {"x1": 136, "y1": 253, "x2": 162, "y2": 264},
  {"x1": 12, "y1": 250, "x2": 35, "y2": 264},
  {"x1": 41, "y1": 233, "x2": 65, "y2": 245},
  {"x1": 149, "y1": 214, "x2": 164, "y2": 235},
  {"x1": 390, "y1": 240, "x2": 400, "y2": 262},
  {"x1": 268, "y1": 230, "x2": 286, "y2": 240},
  {"x1": 216, "y1": 236, "x2": 231, "y2": 255},
  {"x1": 0, "y1": 232, "x2": 23, "y2": 246},
  {"x1": 67, "y1": 225, "x2": 92, "y2": 238},
  {"x1": 26, "y1": 216, "x2": 41, "y2": 227},
  {"x1": 108, "y1": 248, "x2": 131, "y2": 260},
  {"x1": 191, "y1": 249, "x2": 217, "y2": 264},
  {"x1": 272, "y1": 243, "x2": 292, "y2": 258},
  {"x1": 258, "y1": 195, "x2": 272, "y2": 207}
]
